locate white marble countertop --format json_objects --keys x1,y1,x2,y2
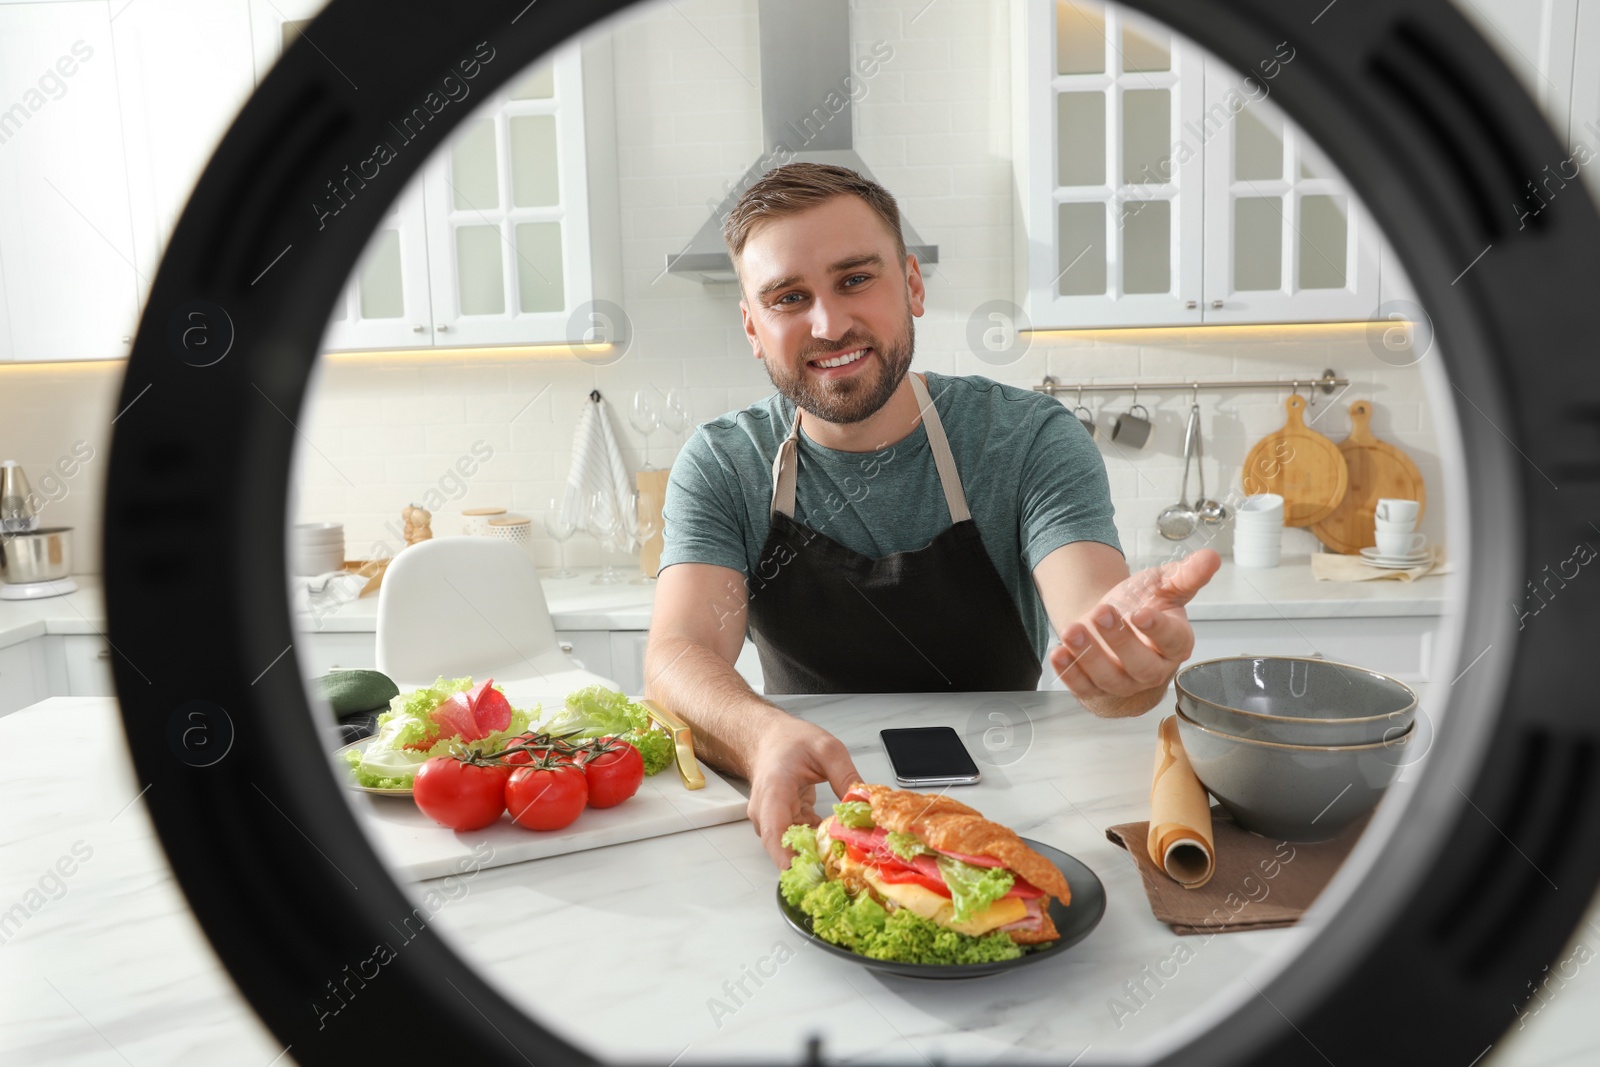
[
  {"x1": 3, "y1": 554, "x2": 1451, "y2": 650},
  {"x1": 3, "y1": 689, "x2": 1590, "y2": 1065}
]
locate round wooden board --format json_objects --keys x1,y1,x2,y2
[
  {"x1": 1310, "y1": 400, "x2": 1427, "y2": 554},
  {"x1": 1240, "y1": 394, "x2": 1349, "y2": 527}
]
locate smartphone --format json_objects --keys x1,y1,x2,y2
[{"x1": 880, "y1": 727, "x2": 982, "y2": 787}]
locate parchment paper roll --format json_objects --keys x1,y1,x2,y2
[{"x1": 1146, "y1": 714, "x2": 1216, "y2": 888}]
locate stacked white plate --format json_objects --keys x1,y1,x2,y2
[
  {"x1": 1359, "y1": 546, "x2": 1431, "y2": 570},
  {"x1": 292, "y1": 522, "x2": 345, "y2": 576},
  {"x1": 1232, "y1": 493, "x2": 1284, "y2": 569}
]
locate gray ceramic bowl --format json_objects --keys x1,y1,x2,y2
[
  {"x1": 1175, "y1": 655, "x2": 1417, "y2": 746},
  {"x1": 1174, "y1": 708, "x2": 1409, "y2": 841}
]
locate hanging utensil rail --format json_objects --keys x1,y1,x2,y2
[{"x1": 1033, "y1": 368, "x2": 1345, "y2": 396}]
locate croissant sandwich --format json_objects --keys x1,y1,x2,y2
[{"x1": 780, "y1": 782, "x2": 1071, "y2": 962}]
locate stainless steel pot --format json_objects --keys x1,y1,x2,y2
[{"x1": 0, "y1": 526, "x2": 73, "y2": 584}]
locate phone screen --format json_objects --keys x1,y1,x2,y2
[{"x1": 880, "y1": 727, "x2": 981, "y2": 784}]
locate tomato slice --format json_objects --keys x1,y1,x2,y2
[
  {"x1": 873, "y1": 865, "x2": 953, "y2": 897},
  {"x1": 845, "y1": 843, "x2": 869, "y2": 865},
  {"x1": 1005, "y1": 876, "x2": 1046, "y2": 899}
]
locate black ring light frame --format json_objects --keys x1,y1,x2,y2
[{"x1": 103, "y1": 0, "x2": 1599, "y2": 1062}]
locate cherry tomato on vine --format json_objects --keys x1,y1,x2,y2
[
  {"x1": 412, "y1": 757, "x2": 511, "y2": 831},
  {"x1": 581, "y1": 737, "x2": 644, "y2": 809},
  {"x1": 504, "y1": 760, "x2": 588, "y2": 831}
]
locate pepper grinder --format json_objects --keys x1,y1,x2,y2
[{"x1": 0, "y1": 461, "x2": 38, "y2": 533}]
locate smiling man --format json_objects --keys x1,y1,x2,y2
[{"x1": 643, "y1": 163, "x2": 1219, "y2": 867}]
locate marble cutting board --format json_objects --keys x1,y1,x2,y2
[{"x1": 348, "y1": 762, "x2": 749, "y2": 881}]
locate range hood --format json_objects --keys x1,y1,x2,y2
[{"x1": 664, "y1": 0, "x2": 939, "y2": 284}]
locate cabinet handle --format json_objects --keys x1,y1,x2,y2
[
  {"x1": 1211, "y1": 300, "x2": 1224, "y2": 309},
  {"x1": 411, "y1": 324, "x2": 425, "y2": 333},
  {"x1": 1185, "y1": 300, "x2": 1197, "y2": 309},
  {"x1": 97, "y1": 648, "x2": 111, "y2": 660},
  {"x1": 436, "y1": 324, "x2": 451, "y2": 332},
  {"x1": 559, "y1": 642, "x2": 573, "y2": 654},
  {"x1": 121, "y1": 336, "x2": 132, "y2": 344}
]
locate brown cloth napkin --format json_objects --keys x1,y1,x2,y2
[
  {"x1": 1309, "y1": 544, "x2": 1450, "y2": 582},
  {"x1": 1106, "y1": 808, "x2": 1372, "y2": 935}
]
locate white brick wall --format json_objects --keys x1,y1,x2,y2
[{"x1": 5, "y1": 0, "x2": 1447, "y2": 575}]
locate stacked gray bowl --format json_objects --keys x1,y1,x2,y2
[{"x1": 1174, "y1": 655, "x2": 1418, "y2": 841}]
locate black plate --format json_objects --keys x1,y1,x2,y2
[{"x1": 777, "y1": 837, "x2": 1106, "y2": 979}]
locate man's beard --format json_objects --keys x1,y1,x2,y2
[{"x1": 760, "y1": 310, "x2": 915, "y2": 425}]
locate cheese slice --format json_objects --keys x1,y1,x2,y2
[{"x1": 861, "y1": 868, "x2": 1028, "y2": 936}]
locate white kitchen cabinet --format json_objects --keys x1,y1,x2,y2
[
  {"x1": 296, "y1": 632, "x2": 378, "y2": 677},
  {"x1": 422, "y1": 43, "x2": 597, "y2": 347},
  {"x1": 0, "y1": 3, "x2": 139, "y2": 362},
  {"x1": 1453, "y1": 0, "x2": 1579, "y2": 137},
  {"x1": 0, "y1": 640, "x2": 45, "y2": 717},
  {"x1": 1041, "y1": 614, "x2": 1438, "y2": 692},
  {"x1": 553, "y1": 630, "x2": 613, "y2": 681},
  {"x1": 59, "y1": 634, "x2": 114, "y2": 696},
  {"x1": 1568, "y1": 0, "x2": 1600, "y2": 206},
  {"x1": 1199, "y1": 64, "x2": 1381, "y2": 324},
  {"x1": 1021, "y1": 1, "x2": 1392, "y2": 329},
  {"x1": 113, "y1": 0, "x2": 256, "y2": 309},
  {"x1": 248, "y1": 0, "x2": 437, "y2": 352},
  {"x1": 1020, "y1": 0, "x2": 1205, "y2": 328}
]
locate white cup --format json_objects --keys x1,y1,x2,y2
[
  {"x1": 1375, "y1": 530, "x2": 1427, "y2": 558},
  {"x1": 1374, "y1": 516, "x2": 1416, "y2": 532},
  {"x1": 1375, "y1": 498, "x2": 1420, "y2": 524},
  {"x1": 1233, "y1": 543, "x2": 1281, "y2": 568},
  {"x1": 1238, "y1": 493, "x2": 1284, "y2": 516}
]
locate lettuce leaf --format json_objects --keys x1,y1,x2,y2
[
  {"x1": 532, "y1": 685, "x2": 672, "y2": 775},
  {"x1": 885, "y1": 831, "x2": 932, "y2": 861},
  {"x1": 832, "y1": 800, "x2": 874, "y2": 828},
  {"x1": 936, "y1": 856, "x2": 1015, "y2": 923},
  {"x1": 783, "y1": 822, "x2": 1024, "y2": 965},
  {"x1": 779, "y1": 824, "x2": 826, "y2": 907},
  {"x1": 793, "y1": 878, "x2": 1021, "y2": 964},
  {"x1": 347, "y1": 676, "x2": 532, "y2": 789}
]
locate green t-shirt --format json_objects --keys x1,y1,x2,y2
[{"x1": 659, "y1": 371, "x2": 1122, "y2": 659}]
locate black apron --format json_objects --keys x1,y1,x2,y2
[{"x1": 747, "y1": 373, "x2": 1042, "y2": 694}]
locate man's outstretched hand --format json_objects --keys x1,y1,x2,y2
[
  {"x1": 1048, "y1": 549, "x2": 1221, "y2": 714},
  {"x1": 746, "y1": 716, "x2": 864, "y2": 869}
]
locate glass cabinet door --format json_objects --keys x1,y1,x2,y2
[
  {"x1": 423, "y1": 41, "x2": 593, "y2": 347},
  {"x1": 1026, "y1": 0, "x2": 1203, "y2": 328},
  {"x1": 321, "y1": 175, "x2": 436, "y2": 351},
  {"x1": 1201, "y1": 61, "x2": 1379, "y2": 322}
]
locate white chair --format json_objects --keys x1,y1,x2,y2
[{"x1": 375, "y1": 537, "x2": 620, "y2": 712}]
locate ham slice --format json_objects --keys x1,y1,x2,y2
[
  {"x1": 824, "y1": 818, "x2": 1044, "y2": 899},
  {"x1": 998, "y1": 898, "x2": 1048, "y2": 932},
  {"x1": 418, "y1": 678, "x2": 513, "y2": 745}
]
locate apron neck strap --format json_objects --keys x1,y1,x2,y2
[{"x1": 769, "y1": 373, "x2": 971, "y2": 524}]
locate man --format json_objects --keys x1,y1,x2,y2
[{"x1": 644, "y1": 163, "x2": 1219, "y2": 868}]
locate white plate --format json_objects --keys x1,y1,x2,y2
[
  {"x1": 1360, "y1": 556, "x2": 1431, "y2": 570},
  {"x1": 1360, "y1": 547, "x2": 1430, "y2": 566}
]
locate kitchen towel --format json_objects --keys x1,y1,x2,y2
[
  {"x1": 561, "y1": 392, "x2": 636, "y2": 540},
  {"x1": 1106, "y1": 808, "x2": 1373, "y2": 935},
  {"x1": 1147, "y1": 715, "x2": 1216, "y2": 888},
  {"x1": 1310, "y1": 543, "x2": 1451, "y2": 582}
]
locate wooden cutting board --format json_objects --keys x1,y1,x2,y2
[
  {"x1": 1240, "y1": 394, "x2": 1349, "y2": 527},
  {"x1": 1310, "y1": 400, "x2": 1427, "y2": 554}
]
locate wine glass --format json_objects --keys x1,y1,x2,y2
[
  {"x1": 660, "y1": 387, "x2": 692, "y2": 453},
  {"x1": 541, "y1": 496, "x2": 577, "y2": 579},
  {"x1": 629, "y1": 390, "x2": 659, "y2": 470},
  {"x1": 628, "y1": 490, "x2": 661, "y2": 585},
  {"x1": 585, "y1": 489, "x2": 624, "y2": 585}
]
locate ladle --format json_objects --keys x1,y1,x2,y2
[{"x1": 1157, "y1": 406, "x2": 1200, "y2": 540}]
